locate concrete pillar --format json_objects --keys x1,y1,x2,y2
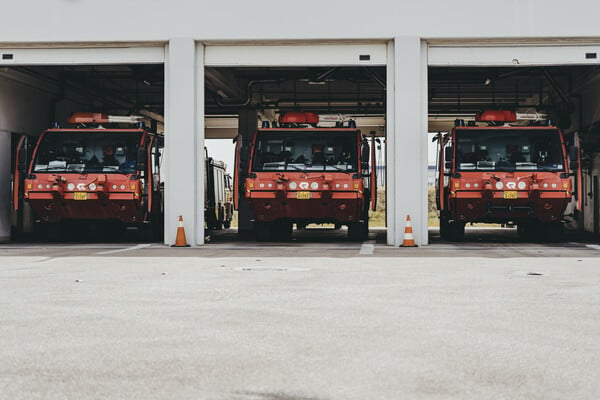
[
  {"x1": 237, "y1": 110, "x2": 258, "y2": 237},
  {"x1": 0, "y1": 132, "x2": 10, "y2": 242},
  {"x1": 164, "y1": 38, "x2": 203, "y2": 245},
  {"x1": 388, "y1": 37, "x2": 429, "y2": 246}
]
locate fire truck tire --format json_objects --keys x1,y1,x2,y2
[
  {"x1": 273, "y1": 219, "x2": 293, "y2": 242},
  {"x1": 541, "y1": 222, "x2": 564, "y2": 242},
  {"x1": 446, "y1": 221, "x2": 465, "y2": 242},
  {"x1": 439, "y1": 217, "x2": 450, "y2": 240},
  {"x1": 348, "y1": 221, "x2": 368, "y2": 241},
  {"x1": 37, "y1": 223, "x2": 63, "y2": 242},
  {"x1": 223, "y1": 220, "x2": 231, "y2": 229},
  {"x1": 254, "y1": 222, "x2": 273, "y2": 242},
  {"x1": 517, "y1": 221, "x2": 542, "y2": 242}
]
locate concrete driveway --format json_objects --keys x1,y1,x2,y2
[{"x1": 1, "y1": 254, "x2": 599, "y2": 399}]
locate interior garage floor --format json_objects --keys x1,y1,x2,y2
[{"x1": 1, "y1": 254, "x2": 599, "y2": 399}]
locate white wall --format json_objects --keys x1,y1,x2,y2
[
  {"x1": 0, "y1": 76, "x2": 56, "y2": 240},
  {"x1": 2, "y1": 1, "x2": 600, "y2": 42}
]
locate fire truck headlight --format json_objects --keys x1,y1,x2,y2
[
  {"x1": 310, "y1": 182, "x2": 319, "y2": 190},
  {"x1": 88, "y1": 183, "x2": 97, "y2": 191},
  {"x1": 289, "y1": 182, "x2": 297, "y2": 190},
  {"x1": 45, "y1": 184, "x2": 51, "y2": 189},
  {"x1": 38, "y1": 184, "x2": 43, "y2": 189},
  {"x1": 543, "y1": 183, "x2": 549, "y2": 188},
  {"x1": 259, "y1": 183, "x2": 265, "y2": 188},
  {"x1": 67, "y1": 183, "x2": 75, "y2": 191},
  {"x1": 120, "y1": 185, "x2": 126, "y2": 190},
  {"x1": 343, "y1": 183, "x2": 349, "y2": 189},
  {"x1": 112, "y1": 185, "x2": 117, "y2": 190},
  {"x1": 518, "y1": 181, "x2": 527, "y2": 190},
  {"x1": 495, "y1": 181, "x2": 504, "y2": 190},
  {"x1": 551, "y1": 183, "x2": 557, "y2": 188}
]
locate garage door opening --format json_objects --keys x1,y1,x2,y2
[
  {"x1": 427, "y1": 65, "x2": 600, "y2": 243},
  {"x1": 203, "y1": 65, "x2": 387, "y2": 244},
  {"x1": 3, "y1": 63, "x2": 165, "y2": 242}
]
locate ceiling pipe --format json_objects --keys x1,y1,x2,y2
[{"x1": 216, "y1": 79, "x2": 283, "y2": 108}]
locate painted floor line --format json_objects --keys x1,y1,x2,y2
[{"x1": 96, "y1": 244, "x2": 153, "y2": 255}]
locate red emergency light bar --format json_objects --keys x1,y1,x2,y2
[
  {"x1": 475, "y1": 110, "x2": 517, "y2": 122},
  {"x1": 67, "y1": 112, "x2": 143, "y2": 125},
  {"x1": 279, "y1": 112, "x2": 319, "y2": 125}
]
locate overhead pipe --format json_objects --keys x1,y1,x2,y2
[{"x1": 216, "y1": 79, "x2": 283, "y2": 108}]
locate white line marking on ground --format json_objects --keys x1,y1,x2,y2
[
  {"x1": 585, "y1": 244, "x2": 600, "y2": 251},
  {"x1": 96, "y1": 244, "x2": 152, "y2": 255},
  {"x1": 360, "y1": 242, "x2": 375, "y2": 255}
]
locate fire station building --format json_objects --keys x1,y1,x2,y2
[{"x1": 2, "y1": 1, "x2": 600, "y2": 245}]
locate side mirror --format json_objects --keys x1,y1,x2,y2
[
  {"x1": 17, "y1": 144, "x2": 28, "y2": 173},
  {"x1": 569, "y1": 145, "x2": 579, "y2": 170},
  {"x1": 444, "y1": 146, "x2": 453, "y2": 162},
  {"x1": 136, "y1": 147, "x2": 147, "y2": 171},
  {"x1": 361, "y1": 142, "x2": 370, "y2": 163}
]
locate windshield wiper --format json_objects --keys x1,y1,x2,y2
[
  {"x1": 285, "y1": 164, "x2": 306, "y2": 172},
  {"x1": 327, "y1": 164, "x2": 351, "y2": 172}
]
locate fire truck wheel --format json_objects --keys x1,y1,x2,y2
[
  {"x1": 446, "y1": 221, "x2": 465, "y2": 242},
  {"x1": 37, "y1": 223, "x2": 63, "y2": 242},
  {"x1": 254, "y1": 222, "x2": 273, "y2": 242},
  {"x1": 348, "y1": 221, "x2": 368, "y2": 241},
  {"x1": 223, "y1": 220, "x2": 231, "y2": 229},
  {"x1": 541, "y1": 222, "x2": 564, "y2": 242},
  {"x1": 517, "y1": 221, "x2": 541, "y2": 242},
  {"x1": 439, "y1": 217, "x2": 450, "y2": 240},
  {"x1": 272, "y1": 220, "x2": 293, "y2": 242}
]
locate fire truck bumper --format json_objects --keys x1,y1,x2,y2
[
  {"x1": 27, "y1": 195, "x2": 143, "y2": 224},
  {"x1": 247, "y1": 192, "x2": 363, "y2": 223},
  {"x1": 450, "y1": 191, "x2": 570, "y2": 223}
]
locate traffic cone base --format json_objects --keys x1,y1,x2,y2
[
  {"x1": 172, "y1": 215, "x2": 190, "y2": 247},
  {"x1": 401, "y1": 214, "x2": 418, "y2": 247}
]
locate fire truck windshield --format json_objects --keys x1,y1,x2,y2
[
  {"x1": 454, "y1": 129, "x2": 565, "y2": 172},
  {"x1": 252, "y1": 131, "x2": 358, "y2": 172},
  {"x1": 32, "y1": 131, "x2": 142, "y2": 174}
]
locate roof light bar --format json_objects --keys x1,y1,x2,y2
[{"x1": 67, "y1": 112, "x2": 144, "y2": 125}]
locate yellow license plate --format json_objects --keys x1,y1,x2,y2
[
  {"x1": 296, "y1": 191, "x2": 311, "y2": 200},
  {"x1": 74, "y1": 192, "x2": 88, "y2": 200},
  {"x1": 503, "y1": 191, "x2": 518, "y2": 199}
]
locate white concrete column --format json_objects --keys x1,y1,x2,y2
[
  {"x1": 385, "y1": 41, "x2": 396, "y2": 246},
  {"x1": 0, "y1": 131, "x2": 10, "y2": 242},
  {"x1": 164, "y1": 38, "x2": 202, "y2": 245},
  {"x1": 390, "y1": 37, "x2": 429, "y2": 246}
]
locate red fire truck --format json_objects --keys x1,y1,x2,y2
[
  {"x1": 436, "y1": 110, "x2": 581, "y2": 241},
  {"x1": 13, "y1": 112, "x2": 164, "y2": 239},
  {"x1": 234, "y1": 112, "x2": 377, "y2": 241}
]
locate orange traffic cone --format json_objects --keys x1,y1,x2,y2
[
  {"x1": 401, "y1": 214, "x2": 417, "y2": 247},
  {"x1": 171, "y1": 215, "x2": 190, "y2": 247}
]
